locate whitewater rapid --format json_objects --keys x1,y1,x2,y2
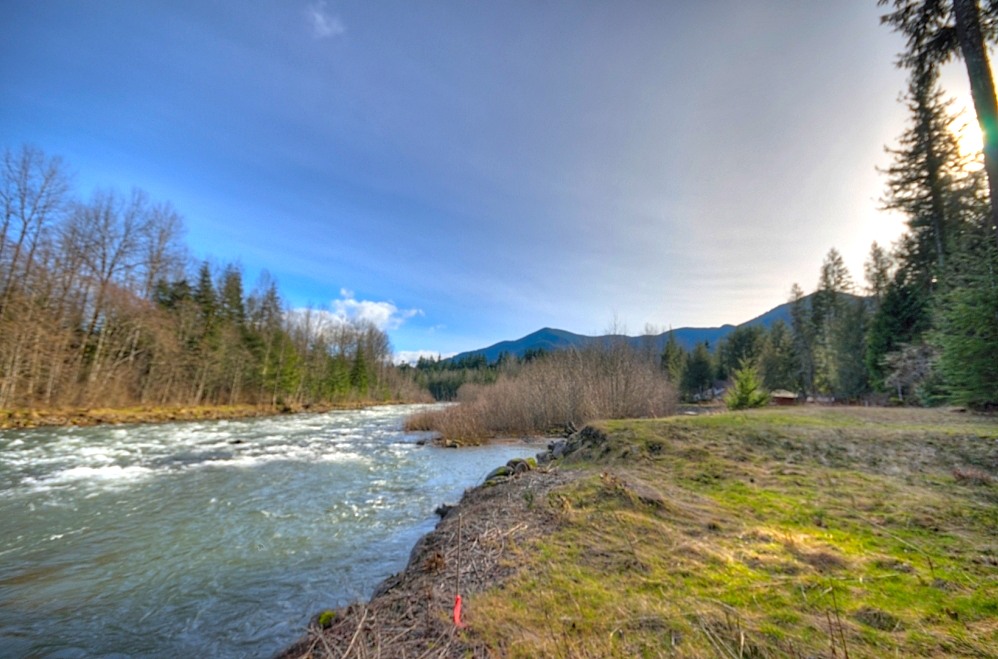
[{"x1": 0, "y1": 405, "x2": 539, "y2": 658}]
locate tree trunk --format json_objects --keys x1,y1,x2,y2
[{"x1": 953, "y1": 0, "x2": 998, "y2": 246}]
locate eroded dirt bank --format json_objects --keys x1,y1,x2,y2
[{"x1": 277, "y1": 464, "x2": 576, "y2": 659}]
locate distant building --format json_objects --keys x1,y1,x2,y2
[{"x1": 770, "y1": 390, "x2": 798, "y2": 406}]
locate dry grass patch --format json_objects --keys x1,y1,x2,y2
[
  {"x1": 464, "y1": 407, "x2": 998, "y2": 657},
  {"x1": 403, "y1": 346, "x2": 677, "y2": 445}
]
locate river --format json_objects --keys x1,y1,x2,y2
[{"x1": 0, "y1": 404, "x2": 540, "y2": 658}]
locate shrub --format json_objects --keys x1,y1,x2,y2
[
  {"x1": 725, "y1": 361, "x2": 770, "y2": 410},
  {"x1": 403, "y1": 342, "x2": 677, "y2": 443}
]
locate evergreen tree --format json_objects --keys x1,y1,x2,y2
[
  {"x1": 934, "y1": 280, "x2": 998, "y2": 408},
  {"x1": 812, "y1": 248, "x2": 853, "y2": 330},
  {"x1": 246, "y1": 277, "x2": 284, "y2": 403},
  {"x1": 866, "y1": 263, "x2": 933, "y2": 388},
  {"x1": 864, "y1": 241, "x2": 895, "y2": 308},
  {"x1": 759, "y1": 320, "x2": 797, "y2": 391},
  {"x1": 328, "y1": 352, "x2": 352, "y2": 398},
  {"x1": 880, "y1": 0, "x2": 998, "y2": 244},
  {"x1": 153, "y1": 277, "x2": 191, "y2": 310},
  {"x1": 193, "y1": 261, "x2": 217, "y2": 323},
  {"x1": 812, "y1": 249, "x2": 854, "y2": 394},
  {"x1": 881, "y1": 66, "x2": 977, "y2": 282},
  {"x1": 218, "y1": 263, "x2": 246, "y2": 326},
  {"x1": 725, "y1": 360, "x2": 770, "y2": 410},
  {"x1": 660, "y1": 330, "x2": 686, "y2": 384},
  {"x1": 952, "y1": 0, "x2": 998, "y2": 245},
  {"x1": 680, "y1": 342, "x2": 713, "y2": 401},
  {"x1": 933, "y1": 218, "x2": 998, "y2": 407},
  {"x1": 247, "y1": 276, "x2": 283, "y2": 334},
  {"x1": 876, "y1": 5, "x2": 996, "y2": 405},
  {"x1": 789, "y1": 283, "x2": 817, "y2": 396},
  {"x1": 522, "y1": 347, "x2": 548, "y2": 363},
  {"x1": 350, "y1": 346, "x2": 370, "y2": 394},
  {"x1": 829, "y1": 298, "x2": 871, "y2": 399},
  {"x1": 264, "y1": 330, "x2": 302, "y2": 407},
  {"x1": 716, "y1": 325, "x2": 765, "y2": 381}
]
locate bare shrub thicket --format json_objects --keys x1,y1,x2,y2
[{"x1": 405, "y1": 342, "x2": 677, "y2": 443}]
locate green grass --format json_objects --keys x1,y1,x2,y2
[{"x1": 465, "y1": 407, "x2": 998, "y2": 657}]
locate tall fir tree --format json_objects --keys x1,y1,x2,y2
[
  {"x1": 933, "y1": 206, "x2": 998, "y2": 407},
  {"x1": 789, "y1": 283, "x2": 817, "y2": 396},
  {"x1": 829, "y1": 298, "x2": 871, "y2": 399},
  {"x1": 812, "y1": 249, "x2": 854, "y2": 395},
  {"x1": 864, "y1": 241, "x2": 895, "y2": 308},
  {"x1": 881, "y1": 66, "x2": 978, "y2": 283},
  {"x1": 880, "y1": 0, "x2": 998, "y2": 244},
  {"x1": 716, "y1": 325, "x2": 765, "y2": 381},
  {"x1": 866, "y1": 263, "x2": 934, "y2": 389},
  {"x1": 680, "y1": 342, "x2": 714, "y2": 401},
  {"x1": 660, "y1": 330, "x2": 686, "y2": 384},
  {"x1": 759, "y1": 320, "x2": 798, "y2": 391}
]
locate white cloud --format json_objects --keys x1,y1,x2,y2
[
  {"x1": 394, "y1": 350, "x2": 454, "y2": 366},
  {"x1": 329, "y1": 288, "x2": 422, "y2": 331},
  {"x1": 305, "y1": 1, "x2": 345, "y2": 39},
  {"x1": 286, "y1": 291, "x2": 422, "y2": 339}
]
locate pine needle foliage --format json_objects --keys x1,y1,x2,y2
[{"x1": 725, "y1": 360, "x2": 770, "y2": 410}]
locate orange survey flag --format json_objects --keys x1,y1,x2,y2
[{"x1": 453, "y1": 594, "x2": 466, "y2": 628}]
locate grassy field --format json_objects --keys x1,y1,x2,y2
[{"x1": 464, "y1": 407, "x2": 998, "y2": 658}]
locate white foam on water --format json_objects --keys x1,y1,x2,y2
[
  {"x1": 213, "y1": 447, "x2": 368, "y2": 470},
  {"x1": 314, "y1": 451, "x2": 367, "y2": 463},
  {"x1": 77, "y1": 447, "x2": 117, "y2": 463},
  {"x1": 38, "y1": 464, "x2": 155, "y2": 488},
  {"x1": 2, "y1": 404, "x2": 435, "y2": 500}
]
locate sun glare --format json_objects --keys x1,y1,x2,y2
[
  {"x1": 956, "y1": 112, "x2": 985, "y2": 158},
  {"x1": 950, "y1": 87, "x2": 985, "y2": 162}
]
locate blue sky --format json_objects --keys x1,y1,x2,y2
[{"x1": 0, "y1": 2, "x2": 980, "y2": 361}]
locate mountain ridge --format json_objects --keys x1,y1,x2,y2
[{"x1": 447, "y1": 295, "x2": 816, "y2": 364}]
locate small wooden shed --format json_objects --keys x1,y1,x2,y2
[{"x1": 770, "y1": 390, "x2": 798, "y2": 406}]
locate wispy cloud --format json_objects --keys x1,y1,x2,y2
[
  {"x1": 330, "y1": 289, "x2": 422, "y2": 330},
  {"x1": 305, "y1": 1, "x2": 345, "y2": 39}
]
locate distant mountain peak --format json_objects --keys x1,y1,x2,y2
[{"x1": 445, "y1": 295, "x2": 822, "y2": 365}]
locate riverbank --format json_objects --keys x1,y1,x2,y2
[
  {"x1": 281, "y1": 406, "x2": 998, "y2": 657},
  {"x1": 278, "y1": 460, "x2": 578, "y2": 659},
  {"x1": 0, "y1": 400, "x2": 413, "y2": 430}
]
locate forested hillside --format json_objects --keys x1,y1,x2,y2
[{"x1": 0, "y1": 146, "x2": 425, "y2": 412}]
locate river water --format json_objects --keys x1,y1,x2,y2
[{"x1": 0, "y1": 405, "x2": 539, "y2": 658}]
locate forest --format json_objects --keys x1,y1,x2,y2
[
  {"x1": 0, "y1": 149, "x2": 427, "y2": 412},
  {"x1": 709, "y1": 0, "x2": 998, "y2": 411}
]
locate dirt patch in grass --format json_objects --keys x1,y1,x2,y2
[{"x1": 854, "y1": 606, "x2": 903, "y2": 631}]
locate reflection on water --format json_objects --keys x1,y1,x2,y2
[{"x1": 0, "y1": 405, "x2": 538, "y2": 658}]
